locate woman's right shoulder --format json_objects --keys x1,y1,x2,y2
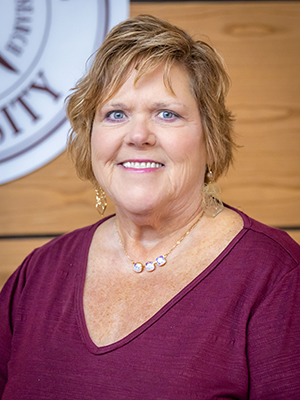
[
  {"x1": 1, "y1": 217, "x2": 113, "y2": 296},
  {"x1": 30, "y1": 214, "x2": 116, "y2": 261}
]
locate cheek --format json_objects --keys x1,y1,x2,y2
[
  {"x1": 91, "y1": 127, "x2": 99, "y2": 155},
  {"x1": 90, "y1": 129, "x2": 108, "y2": 178},
  {"x1": 169, "y1": 132, "x2": 205, "y2": 164},
  {"x1": 90, "y1": 131, "x2": 111, "y2": 187},
  {"x1": 91, "y1": 128, "x2": 110, "y2": 163},
  {"x1": 171, "y1": 133, "x2": 207, "y2": 185}
]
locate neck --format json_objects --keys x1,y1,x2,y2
[{"x1": 114, "y1": 202, "x2": 204, "y2": 268}]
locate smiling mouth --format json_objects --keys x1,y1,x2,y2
[{"x1": 121, "y1": 161, "x2": 164, "y2": 169}]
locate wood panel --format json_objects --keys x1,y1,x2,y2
[
  {"x1": 0, "y1": 152, "x2": 114, "y2": 235},
  {"x1": 0, "y1": 1, "x2": 298, "y2": 233},
  {"x1": 286, "y1": 230, "x2": 300, "y2": 245},
  {"x1": 130, "y1": 2, "x2": 300, "y2": 227},
  {"x1": 1, "y1": 2, "x2": 300, "y2": 289},
  {"x1": 0, "y1": 238, "x2": 52, "y2": 289}
]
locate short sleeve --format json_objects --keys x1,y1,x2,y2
[
  {"x1": 0, "y1": 252, "x2": 35, "y2": 396},
  {"x1": 247, "y1": 264, "x2": 300, "y2": 399}
]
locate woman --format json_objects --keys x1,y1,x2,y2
[{"x1": 0, "y1": 15, "x2": 299, "y2": 400}]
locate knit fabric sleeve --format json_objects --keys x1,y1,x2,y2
[
  {"x1": 0, "y1": 251, "x2": 36, "y2": 396},
  {"x1": 247, "y1": 263, "x2": 300, "y2": 399}
]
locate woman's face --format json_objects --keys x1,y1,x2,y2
[{"x1": 91, "y1": 63, "x2": 207, "y2": 218}]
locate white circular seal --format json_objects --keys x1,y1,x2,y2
[{"x1": 0, "y1": 0, "x2": 128, "y2": 184}]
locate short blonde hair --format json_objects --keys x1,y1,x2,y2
[{"x1": 66, "y1": 14, "x2": 235, "y2": 184}]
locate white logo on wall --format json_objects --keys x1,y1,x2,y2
[{"x1": 0, "y1": 0, "x2": 128, "y2": 184}]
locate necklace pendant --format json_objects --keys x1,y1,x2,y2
[
  {"x1": 156, "y1": 255, "x2": 167, "y2": 267},
  {"x1": 133, "y1": 262, "x2": 143, "y2": 273},
  {"x1": 115, "y1": 211, "x2": 204, "y2": 274},
  {"x1": 145, "y1": 262, "x2": 155, "y2": 272}
]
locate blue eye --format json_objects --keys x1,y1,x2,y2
[
  {"x1": 106, "y1": 110, "x2": 125, "y2": 121},
  {"x1": 159, "y1": 110, "x2": 180, "y2": 120}
]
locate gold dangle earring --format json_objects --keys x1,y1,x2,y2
[
  {"x1": 202, "y1": 168, "x2": 224, "y2": 217},
  {"x1": 95, "y1": 185, "x2": 107, "y2": 216}
]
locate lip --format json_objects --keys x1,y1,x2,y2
[{"x1": 118, "y1": 159, "x2": 165, "y2": 172}]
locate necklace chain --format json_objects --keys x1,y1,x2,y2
[{"x1": 114, "y1": 212, "x2": 204, "y2": 273}]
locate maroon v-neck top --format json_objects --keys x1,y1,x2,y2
[{"x1": 1, "y1": 207, "x2": 300, "y2": 399}]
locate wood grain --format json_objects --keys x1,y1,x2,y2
[
  {"x1": 0, "y1": 238, "x2": 52, "y2": 289},
  {"x1": 0, "y1": 152, "x2": 115, "y2": 235},
  {"x1": 131, "y1": 2, "x2": 300, "y2": 227},
  {"x1": 0, "y1": 2, "x2": 299, "y2": 282},
  {"x1": 286, "y1": 230, "x2": 300, "y2": 245}
]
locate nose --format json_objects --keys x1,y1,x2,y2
[{"x1": 125, "y1": 117, "x2": 156, "y2": 147}]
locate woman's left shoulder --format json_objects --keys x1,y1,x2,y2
[{"x1": 227, "y1": 204, "x2": 300, "y2": 267}]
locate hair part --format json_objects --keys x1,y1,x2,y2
[{"x1": 66, "y1": 14, "x2": 236, "y2": 184}]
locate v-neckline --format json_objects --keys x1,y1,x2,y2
[{"x1": 76, "y1": 206, "x2": 250, "y2": 355}]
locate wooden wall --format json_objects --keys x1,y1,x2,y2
[{"x1": 1, "y1": 2, "x2": 300, "y2": 289}]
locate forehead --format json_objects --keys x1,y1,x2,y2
[{"x1": 104, "y1": 62, "x2": 193, "y2": 104}]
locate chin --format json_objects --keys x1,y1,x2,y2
[
  {"x1": 125, "y1": 202, "x2": 159, "y2": 215},
  {"x1": 117, "y1": 196, "x2": 165, "y2": 216}
]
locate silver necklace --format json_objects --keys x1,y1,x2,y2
[{"x1": 115, "y1": 212, "x2": 204, "y2": 273}]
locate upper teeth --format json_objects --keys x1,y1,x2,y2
[{"x1": 122, "y1": 162, "x2": 163, "y2": 169}]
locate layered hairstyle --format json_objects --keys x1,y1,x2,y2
[{"x1": 66, "y1": 14, "x2": 235, "y2": 184}]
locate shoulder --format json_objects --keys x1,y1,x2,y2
[
  {"x1": 29, "y1": 221, "x2": 99, "y2": 267},
  {"x1": 3, "y1": 216, "x2": 114, "y2": 290},
  {"x1": 226, "y1": 206, "x2": 300, "y2": 284},
  {"x1": 37, "y1": 221, "x2": 100, "y2": 256},
  {"x1": 33, "y1": 214, "x2": 115, "y2": 258},
  {"x1": 241, "y1": 209, "x2": 299, "y2": 264}
]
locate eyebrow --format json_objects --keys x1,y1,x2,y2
[
  {"x1": 103, "y1": 101, "x2": 188, "y2": 109},
  {"x1": 99, "y1": 100, "x2": 190, "y2": 115},
  {"x1": 151, "y1": 101, "x2": 188, "y2": 110},
  {"x1": 101, "y1": 102, "x2": 127, "y2": 109}
]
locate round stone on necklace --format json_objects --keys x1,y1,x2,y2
[
  {"x1": 156, "y1": 255, "x2": 167, "y2": 266},
  {"x1": 133, "y1": 262, "x2": 143, "y2": 273},
  {"x1": 145, "y1": 262, "x2": 155, "y2": 272}
]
